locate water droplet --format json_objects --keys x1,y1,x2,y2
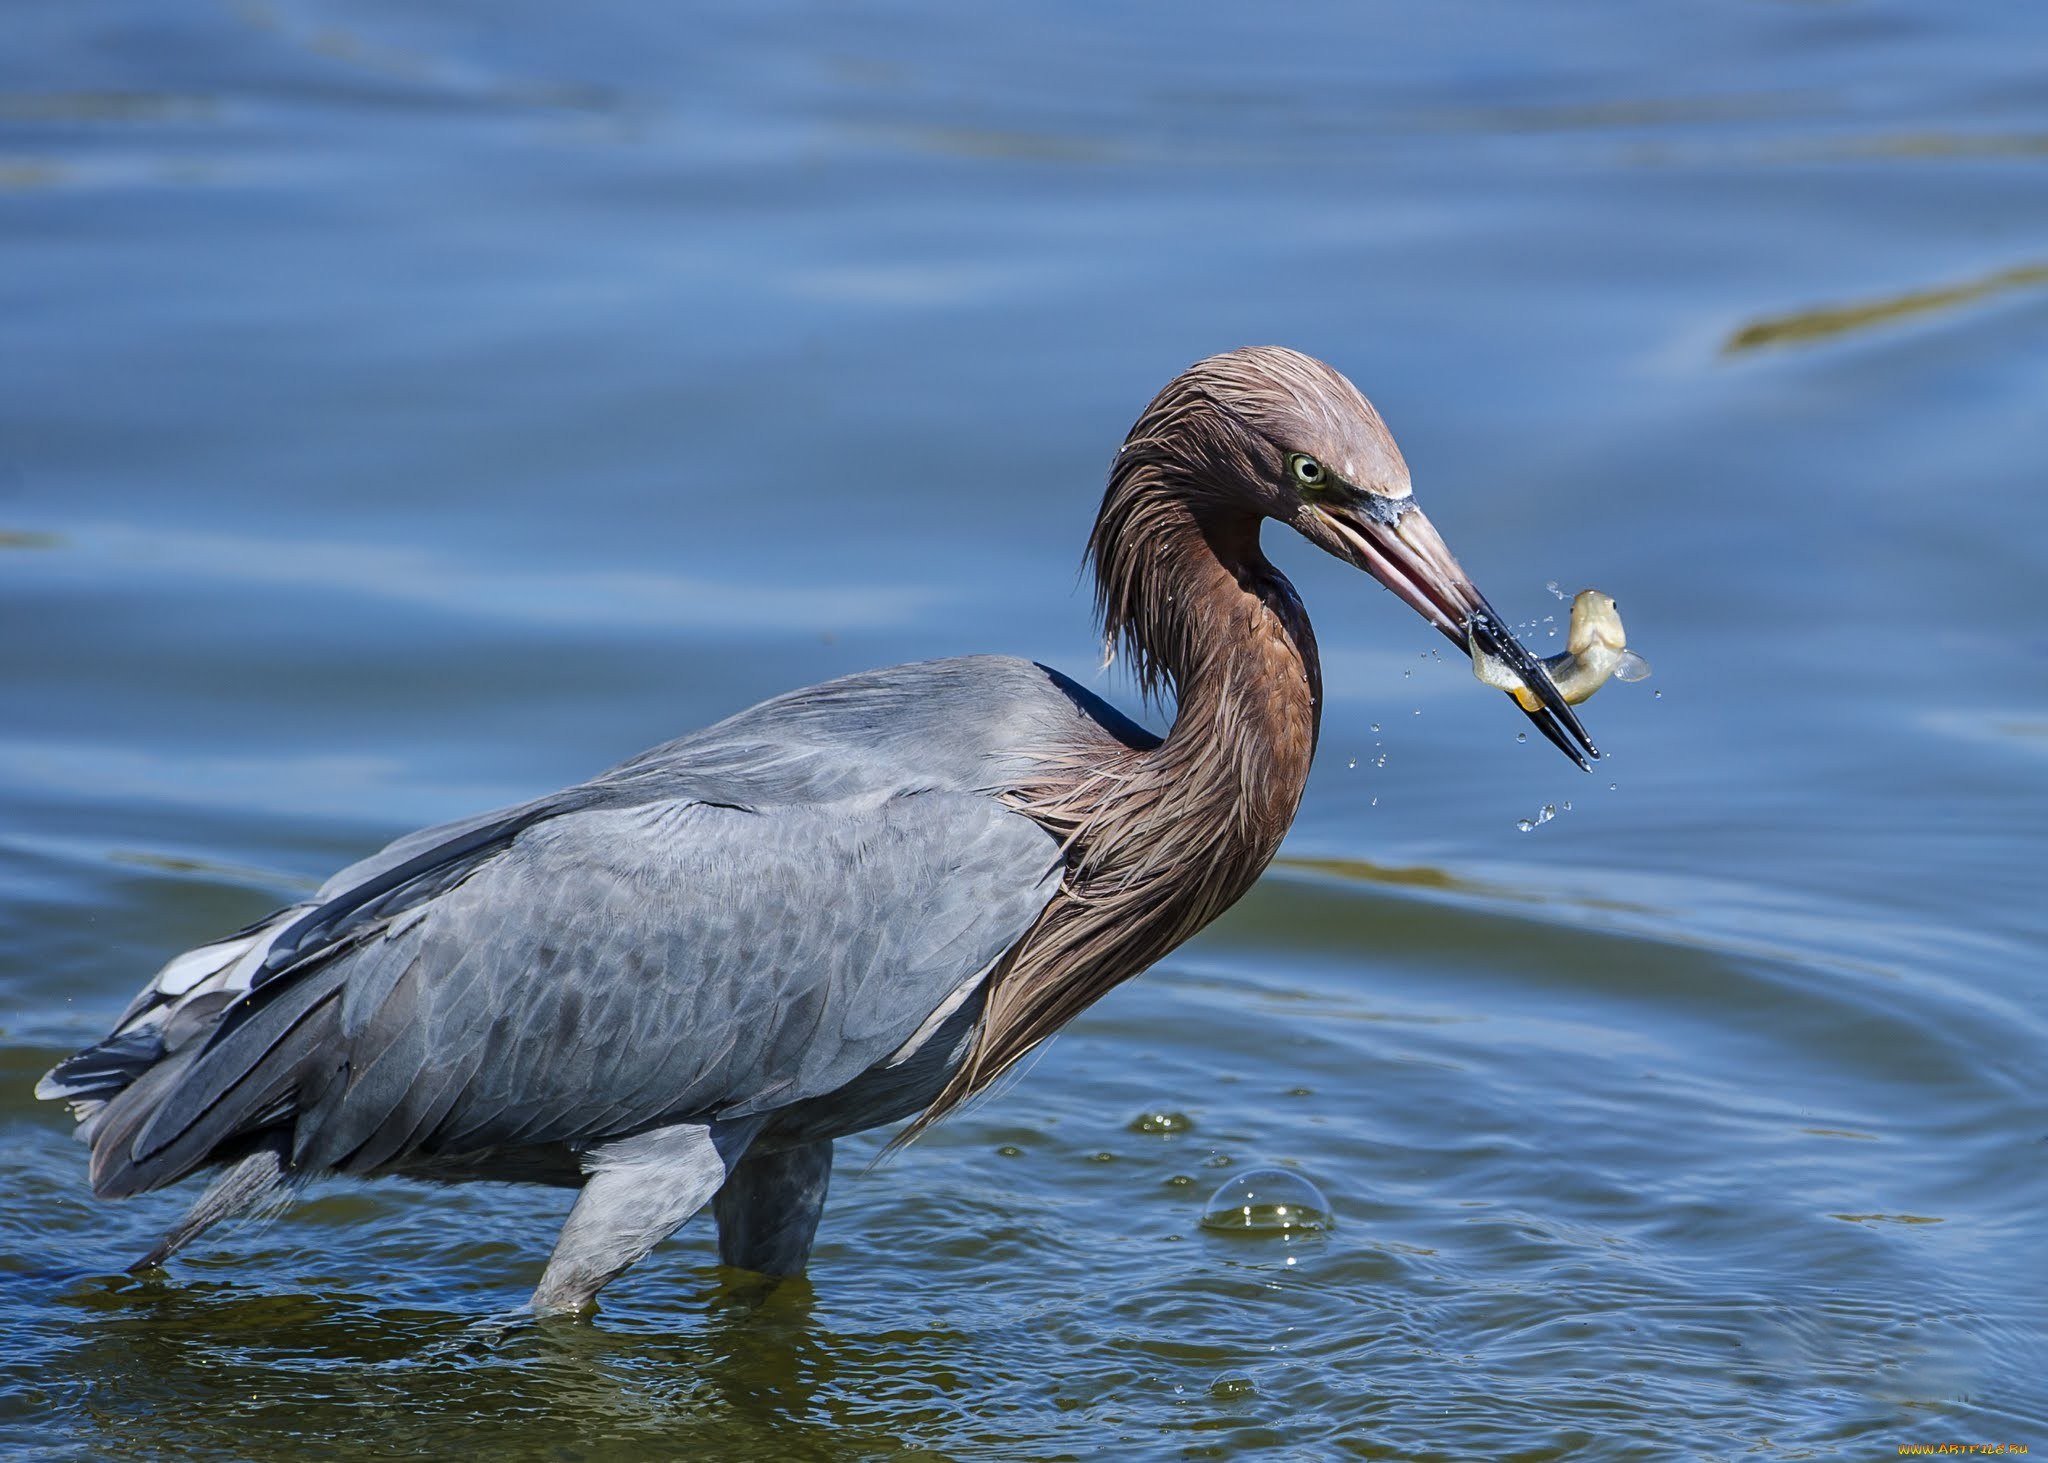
[
  {"x1": 996, "y1": 1144, "x2": 1023, "y2": 1158},
  {"x1": 1370, "y1": 796, "x2": 1378, "y2": 807},
  {"x1": 1412, "y1": 708, "x2": 1421, "y2": 716},
  {"x1": 1129, "y1": 1109, "x2": 1195, "y2": 1135},
  {"x1": 1088, "y1": 1151, "x2": 1117, "y2": 1164},
  {"x1": 1516, "y1": 803, "x2": 1559, "y2": 832},
  {"x1": 1563, "y1": 800, "x2": 1572, "y2": 812},
  {"x1": 1369, "y1": 722, "x2": 1380, "y2": 732},
  {"x1": 1546, "y1": 579, "x2": 1568, "y2": 601},
  {"x1": 1609, "y1": 782, "x2": 1618, "y2": 791},
  {"x1": 1200, "y1": 1169, "x2": 1334, "y2": 1235},
  {"x1": 1347, "y1": 756, "x2": 1356, "y2": 769},
  {"x1": 1515, "y1": 732, "x2": 1527, "y2": 744},
  {"x1": 1653, "y1": 690, "x2": 1662, "y2": 699},
  {"x1": 1402, "y1": 669, "x2": 1411, "y2": 678}
]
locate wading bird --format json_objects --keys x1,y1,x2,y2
[{"x1": 39, "y1": 348, "x2": 1595, "y2": 1314}]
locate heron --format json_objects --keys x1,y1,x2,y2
[{"x1": 37, "y1": 346, "x2": 1596, "y2": 1315}]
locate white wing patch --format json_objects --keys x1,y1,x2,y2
[
  {"x1": 152, "y1": 934, "x2": 266, "y2": 997},
  {"x1": 114, "y1": 911, "x2": 304, "y2": 1034}
]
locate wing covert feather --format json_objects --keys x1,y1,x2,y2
[{"x1": 292, "y1": 790, "x2": 1061, "y2": 1170}]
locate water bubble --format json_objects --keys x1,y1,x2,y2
[
  {"x1": 1129, "y1": 1109, "x2": 1195, "y2": 1135},
  {"x1": 1199, "y1": 1168, "x2": 1334, "y2": 1235}
]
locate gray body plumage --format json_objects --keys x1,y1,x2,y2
[{"x1": 43, "y1": 655, "x2": 1151, "y2": 1308}]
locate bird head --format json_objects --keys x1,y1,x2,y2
[{"x1": 1108, "y1": 346, "x2": 1598, "y2": 767}]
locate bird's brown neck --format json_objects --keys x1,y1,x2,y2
[
  {"x1": 1127, "y1": 498, "x2": 1322, "y2": 869},
  {"x1": 907, "y1": 489, "x2": 1321, "y2": 1135}
]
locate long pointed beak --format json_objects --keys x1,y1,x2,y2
[{"x1": 1316, "y1": 500, "x2": 1600, "y2": 769}]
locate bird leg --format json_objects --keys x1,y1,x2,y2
[
  {"x1": 531, "y1": 1119, "x2": 760, "y2": 1315},
  {"x1": 712, "y1": 1138, "x2": 833, "y2": 1276},
  {"x1": 131, "y1": 1135, "x2": 291, "y2": 1272}
]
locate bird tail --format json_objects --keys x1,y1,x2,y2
[{"x1": 83, "y1": 961, "x2": 348, "y2": 1201}]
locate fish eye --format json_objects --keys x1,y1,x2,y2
[{"x1": 1288, "y1": 453, "x2": 1326, "y2": 488}]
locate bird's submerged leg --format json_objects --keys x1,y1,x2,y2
[
  {"x1": 530, "y1": 1119, "x2": 759, "y2": 1316},
  {"x1": 712, "y1": 1138, "x2": 833, "y2": 1276},
  {"x1": 131, "y1": 1135, "x2": 291, "y2": 1272}
]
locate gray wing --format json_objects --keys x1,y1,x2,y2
[{"x1": 115, "y1": 786, "x2": 1062, "y2": 1191}]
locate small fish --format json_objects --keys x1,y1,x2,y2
[{"x1": 1473, "y1": 589, "x2": 1650, "y2": 711}]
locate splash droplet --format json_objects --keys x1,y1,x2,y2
[
  {"x1": 1516, "y1": 802, "x2": 1559, "y2": 832},
  {"x1": 1369, "y1": 722, "x2": 1380, "y2": 732},
  {"x1": 1347, "y1": 756, "x2": 1357, "y2": 769},
  {"x1": 1515, "y1": 732, "x2": 1527, "y2": 744},
  {"x1": 1199, "y1": 1168, "x2": 1333, "y2": 1235},
  {"x1": 1129, "y1": 1109, "x2": 1195, "y2": 1135}
]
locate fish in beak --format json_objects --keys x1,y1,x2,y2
[{"x1": 1312, "y1": 498, "x2": 1601, "y2": 769}]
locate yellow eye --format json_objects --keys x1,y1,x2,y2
[{"x1": 1288, "y1": 453, "x2": 1326, "y2": 488}]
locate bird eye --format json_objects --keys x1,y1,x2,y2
[{"x1": 1288, "y1": 454, "x2": 1326, "y2": 488}]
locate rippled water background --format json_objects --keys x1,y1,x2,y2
[{"x1": 4, "y1": 3, "x2": 2046, "y2": 1457}]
